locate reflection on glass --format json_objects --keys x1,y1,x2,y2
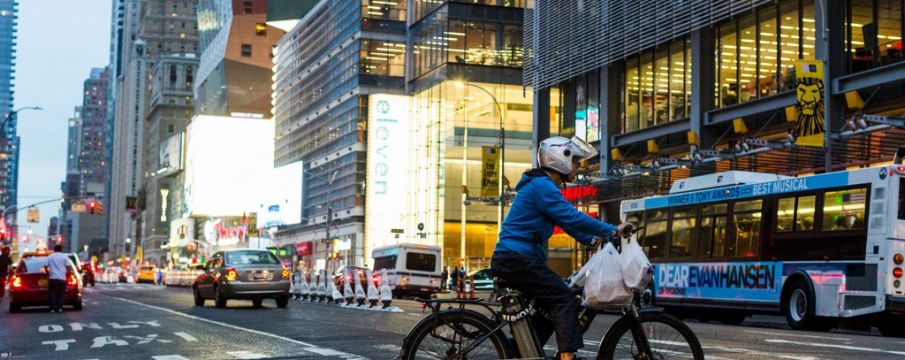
[
  {"x1": 719, "y1": 21, "x2": 738, "y2": 107},
  {"x1": 732, "y1": 210, "x2": 761, "y2": 258},
  {"x1": 624, "y1": 57, "x2": 640, "y2": 132},
  {"x1": 758, "y1": 5, "x2": 780, "y2": 97},
  {"x1": 669, "y1": 41, "x2": 686, "y2": 120},
  {"x1": 655, "y1": 48, "x2": 669, "y2": 125},
  {"x1": 644, "y1": 220, "x2": 668, "y2": 259},
  {"x1": 670, "y1": 208, "x2": 696, "y2": 258},
  {"x1": 822, "y1": 188, "x2": 867, "y2": 230},
  {"x1": 739, "y1": 14, "x2": 757, "y2": 103},
  {"x1": 848, "y1": 0, "x2": 903, "y2": 73},
  {"x1": 779, "y1": 0, "x2": 800, "y2": 90},
  {"x1": 641, "y1": 52, "x2": 654, "y2": 128}
]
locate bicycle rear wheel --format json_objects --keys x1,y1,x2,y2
[
  {"x1": 401, "y1": 310, "x2": 513, "y2": 360},
  {"x1": 597, "y1": 310, "x2": 704, "y2": 360}
]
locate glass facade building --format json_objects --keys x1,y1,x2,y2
[
  {"x1": 272, "y1": 0, "x2": 407, "y2": 268},
  {"x1": 526, "y1": 0, "x2": 905, "y2": 270},
  {"x1": 407, "y1": 1, "x2": 547, "y2": 273},
  {"x1": 0, "y1": 0, "x2": 17, "y2": 235}
]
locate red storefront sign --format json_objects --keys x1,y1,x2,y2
[
  {"x1": 295, "y1": 242, "x2": 313, "y2": 256},
  {"x1": 560, "y1": 185, "x2": 598, "y2": 202}
]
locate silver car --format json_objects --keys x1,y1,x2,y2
[{"x1": 192, "y1": 249, "x2": 291, "y2": 308}]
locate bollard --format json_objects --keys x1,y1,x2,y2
[
  {"x1": 365, "y1": 269, "x2": 379, "y2": 308},
  {"x1": 353, "y1": 269, "x2": 366, "y2": 307},
  {"x1": 379, "y1": 268, "x2": 393, "y2": 308},
  {"x1": 343, "y1": 268, "x2": 355, "y2": 305},
  {"x1": 468, "y1": 276, "x2": 476, "y2": 300},
  {"x1": 328, "y1": 278, "x2": 343, "y2": 304},
  {"x1": 298, "y1": 271, "x2": 309, "y2": 301}
]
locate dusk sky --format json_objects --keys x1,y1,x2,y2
[{"x1": 14, "y1": 0, "x2": 111, "y2": 241}]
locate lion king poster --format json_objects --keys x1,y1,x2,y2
[{"x1": 794, "y1": 60, "x2": 825, "y2": 147}]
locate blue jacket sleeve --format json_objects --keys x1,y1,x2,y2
[
  {"x1": 561, "y1": 225, "x2": 596, "y2": 246},
  {"x1": 531, "y1": 179, "x2": 618, "y2": 240}
]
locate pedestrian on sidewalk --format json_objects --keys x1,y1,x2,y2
[
  {"x1": 47, "y1": 245, "x2": 69, "y2": 313},
  {"x1": 0, "y1": 246, "x2": 11, "y2": 299},
  {"x1": 450, "y1": 266, "x2": 459, "y2": 291},
  {"x1": 440, "y1": 266, "x2": 449, "y2": 291}
]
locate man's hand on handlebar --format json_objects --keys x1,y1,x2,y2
[{"x1": 616, "y1": 222, "x2": 634, "y2": 238}]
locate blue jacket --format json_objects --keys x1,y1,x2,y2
[{"x1": 494, "y1": 169, "x2": 618, "y2": 261}]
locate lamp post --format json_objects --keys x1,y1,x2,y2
[
  {"x1": 1, "y1": 106, "x2": 42, "y2": 227},
  {"x1": 454, "y1": 81, "x2": 506, "y2": 236},
  {"x1": 304, "y1": 168, "x2": 338, "y2": 273}
]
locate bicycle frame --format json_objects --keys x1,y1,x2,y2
[{"x1": 414, "y1": 291, "x2": 656, "y2": 360}]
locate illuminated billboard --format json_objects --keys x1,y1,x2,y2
[
  {"x1": 183, "y1": 115, "x2": 274, "y2": 217},
  {"x1": 364, "y1": 94, "x2": 411, "y2": 264},
  {"x1": 258, "y1": 161, "x2": 303, "y2": 228},
  {"x1": 159, "y1": 132, "x2": 185, "y2": 174}
]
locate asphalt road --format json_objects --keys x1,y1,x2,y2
[{"x1": 1, "y1": 283, "x2": 905, "y2": 359}]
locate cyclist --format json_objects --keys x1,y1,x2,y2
[{"x1": 492, "y1": 136, "x2": 630, "y2": 360}]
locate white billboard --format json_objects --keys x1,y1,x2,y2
[
  {"x1": 183, "y1": 115, "x2": 275, "y2": 217},
  {"x1": 159, "y1": 132, "x2": 185, "y2": 174},
  {"x1": 364, "y1": 94, "x2": 411, "y2": 265}
]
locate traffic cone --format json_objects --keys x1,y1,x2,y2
[{"x1": 468, "y1": 276, "x2": 476, "y2": 300}]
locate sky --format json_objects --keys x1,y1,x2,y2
[{"x1": 14, "y1": 0, "x2": 111, "y2": 240}]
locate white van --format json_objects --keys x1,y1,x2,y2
[{"x1": 371, "y1": 243, "x2": 442, "y2": 296}]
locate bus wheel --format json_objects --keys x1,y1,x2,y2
[
  {"x1": 784, "y1": 280, "x2": 822, "y2": 330},
  {"x1": 879, "y1": 315, "x2": 905, "y2": 337}
]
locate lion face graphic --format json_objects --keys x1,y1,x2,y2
[{"x1": 795, "y1": 77, "x2": 825, "y2": 139}]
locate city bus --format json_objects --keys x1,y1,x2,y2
[{"x1": 620, "y1": 164, "x2": 905, "y2": 335}]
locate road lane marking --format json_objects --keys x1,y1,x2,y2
[
  {"x1": 111, "y1": 296, "x2": 367, "y2": 359},
  {"x1": 41, "y1": 339, "x2": 76, "y2": 351},
  {"x1": 226, "y1": 351, "x2": 268, "y2": 359},
  {"x1": 745, "y1": 330, "x2": 850, "y2": 341},
  {"x1": 152, "y1": 356, "x2": 189, "y2": 360},
  {"x1": 90, "y1": 336, "x2": 129, "y2": 348},
  {"x1": 765, "y1": 338, "x2": 905, "y2": 356},
  {"x1": 173, "y1": 332, "x2": 198, "y2": 342},
  {"x1": 70, "y1": 322, "x2": 103, "y2": 331},
  {"x1": 39, "y1": 325, "x2": 64, "y2": 333},
  {"x1": 651, "y1": 339, "x2": 816, "y2": 360}
]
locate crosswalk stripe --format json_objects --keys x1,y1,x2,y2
[{"x1": 152, "y1": 356, "x2": 190, "y2": 360}]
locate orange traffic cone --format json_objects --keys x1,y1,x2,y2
[{"x1": 468, "y1": 276, "x2": 476, "y2": 300}]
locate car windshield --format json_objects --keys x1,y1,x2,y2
[
  {"x1": 226, "y1": 251, "x2": 280, "y2": 265},
  {"x1": 20, "y1": 258, "x2": 49, "y2": 273}
]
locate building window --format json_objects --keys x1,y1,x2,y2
[
  {"x1": 168, "y1": 124, "x2": 175, "y2": 133},
  {"x1": 360, "y1": 40, "x2": 406, "y2": 77},
  {"x1": 846, "y1": 0, "x2": 904, "y2": 73},
  {"x1": 670, "y1": 207, "x2": 696, "y2": 258},
  {"x1": 241, "y1": 44, "x2": 252, "y2": 57},
  {"x1": 730, "y1": 199, "x2": 762, "y2": 258},
  {"x1": 622, "y1": 38, "x2": 691, "y2": 132},
  {"x1": 716, "y1": 0, "x2": 816, "y2": 108},
  {"x1": 255, "y1": 23, "x2": 267, "y2": 36},
  {"x1": 362, "y1": 0, "x2": 407, "y2": 21},
  {"x1": 243, "y1": 1, "x2": 253, "y2": 14},
  {"x1": 185, "y1": 66, "x2": 193, "y2": 88},
  {"x1": 822, "y1": 188, "x2": 867, "y2": 230}
]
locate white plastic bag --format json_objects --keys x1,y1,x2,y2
[
  {"x1": 621, "y1": 236, "x2": 653, "y2": 291},
  {"x1": 582, "y1": 242, "x2": 633, "y2": 307}
]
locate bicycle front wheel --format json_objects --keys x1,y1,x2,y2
[
  {"x1": 401, "y1": 310, "x2": 514, "y2": 360},
  {"x1": 597, "y1": 310, "x2": 704, "y2": 360}
]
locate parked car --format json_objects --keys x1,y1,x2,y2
[
  {"x1": 192, "y1": 249, "x2": 291, "y2": 308},
  {"x1": 137, "y1": 266, "x2": 157, "y2": 284},
  {"x1": 8, "y1": 252, "x2": 83, "y2": 312}
]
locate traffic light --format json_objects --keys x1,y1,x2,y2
[
  {"x1": 88, "y1": 200, "x2": 97, "y2": 214},
  {"x1": 0, "y1": 227, "x2": 6, "y2": 242}
]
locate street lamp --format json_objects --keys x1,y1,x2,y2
[
  {"x1": 305, "y1": 168, "x2": 338, "y2": 272},
  {"x1": 1, "y1": 106, "x2": 42, "y2": 226},
  {"x1": 454, "y1": 81, "x2": 506, "y2": 268}
]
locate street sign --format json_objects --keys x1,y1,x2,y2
[{"x1": 390, "y1": 228, "x2": 404, "y2": 234}]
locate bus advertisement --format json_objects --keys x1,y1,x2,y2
[{"x1": 621, "y1": 165, "x2": 905, "y2": 336}]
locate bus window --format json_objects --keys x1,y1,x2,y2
[
  {"x1": 699, "y1": 204, "x2": 727, "y2": 258},
  {"x1": 822, "y1": 188, "x2": 867, "y2": 231},
  {"x1": 373, "y1": 255, "x2": 398, "y2": 271},
  {"x1": 776, "y1": 197, "x2": 795, "y2": 232},
  {"x1": 670, "y1": 207, "x2": 695, "y2": 258},
  {"x1": 625, "y1": 212, "x2": 642, "y2": 227},
  {"x1": 643, "y1": 210, "x2": 668, "y2": 259},
  {"x1": 731, "y1": 199, "x2": 762, "y2": 258},
  {"x1": 796, "y1": 195, "x2": 816, "y2": 231}
]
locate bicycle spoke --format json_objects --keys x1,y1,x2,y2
[{"x1": 609, "y1": 319, "x2": 697, "y2": 360}]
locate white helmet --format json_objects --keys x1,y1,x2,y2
[{"x1": 537, "y1": 136, "x2": 599, "y2": 175}]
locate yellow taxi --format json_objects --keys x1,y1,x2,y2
[{"x1": 136, "y1": 265, "x2": 158, "y2": 284}]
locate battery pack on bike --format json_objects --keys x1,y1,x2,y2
[{"x1": 499, "y1": 295, "x2": 544, "y2": 358}]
